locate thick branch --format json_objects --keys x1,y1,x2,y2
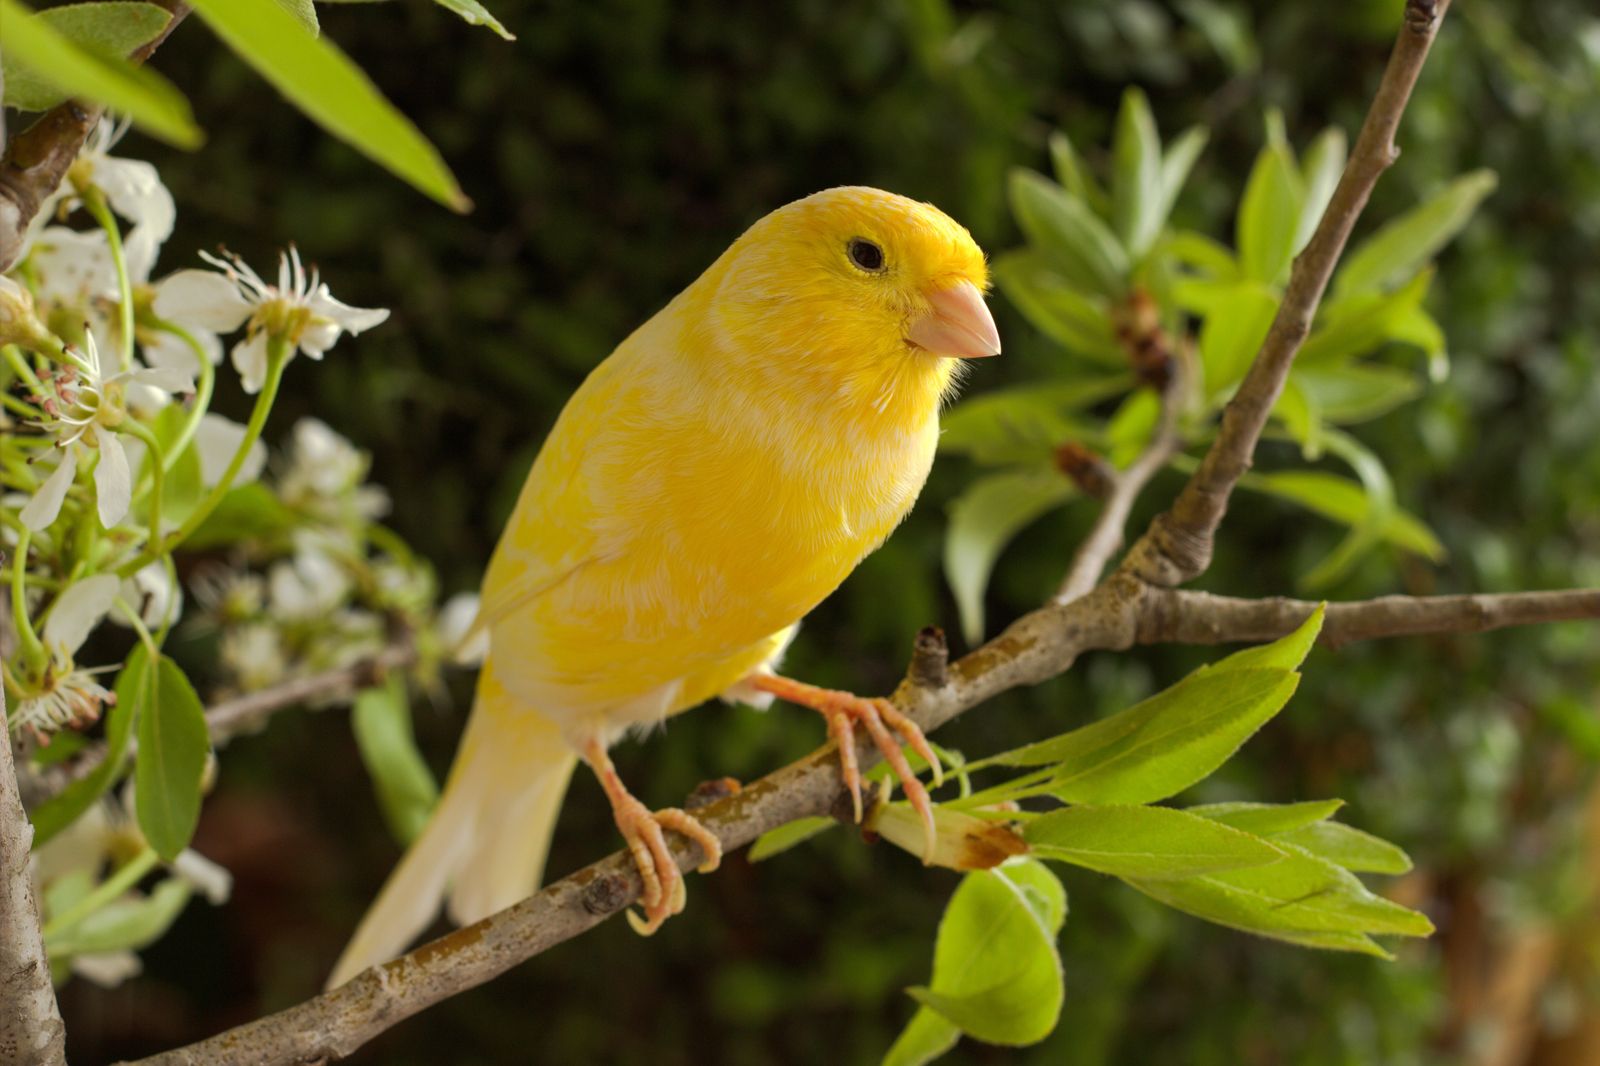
[
  {"x1": 0, "y1": 2, "x2": 192, "y2": 272},
  {"x1": 1123, "y1": 0, "x2": 1451, "y2": 587},
  {"x1": 1, "y1": 682, "x2": 68, "y2": 1066},
  {"x1": 1141, "y1": 588, "x2": 1600, "y2": 651}
]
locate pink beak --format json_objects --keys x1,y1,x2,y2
[{"x1": 907, "y1": 280, "x2": 1002, "y2": 360}]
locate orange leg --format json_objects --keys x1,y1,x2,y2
[
  {"x1": 748, "y1": 675, "x2": 942, "y2": 861},
  {"x1": 583, "y1": 739, "x2": 722, "y2": 936}
]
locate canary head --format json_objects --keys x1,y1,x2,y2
[{"x1": 698, "y1": 186, "x2": 999, "y2": 416}]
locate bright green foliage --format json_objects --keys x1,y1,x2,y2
[
  {"x1": 0, "y1": 1, "x2": 172, "y2": 111},
  {"x1": 1024, "y1": 804, "x2": 1285, "y2": 879},
  {"x1": 1237, "y1": 111, "x2": 1305, "y2": 285},
  {"x1": 44, "y1": 876, "x2": 191, "y2": 963},
  {"x1": 134, "y1": 654, "x2": 210, "y2": 859},
  {"x1": 943, "y1": 468, "x2": 1075, "y2": 644},
  {"x1": 352, "y1": 675, "x2": 441, "y2": 845}
]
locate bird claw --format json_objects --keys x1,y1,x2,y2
[{"x1": 613, "y1": 800, "x2": 721, "y2": 937}]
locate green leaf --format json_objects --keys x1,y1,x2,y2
[
  {"x1": 1237, "y1": 111, "x2": 1304, "y2": 285},
  {"x1": 1047, "y1": 130, "x2": 1109, "y2": 215},
  {"x1": 1298, "y1": 429, "x2": 1394, "y2": 590},
  {"x1": 1111, "y1": 87, "x2": 1163, "y2": 258},
  {"x1": 1153, "y1": 126, "x2": 1208, "y2": 238},
  {"x1": 992, "y1": 251, "x2": 1126, "y2": 365},
  {"x1": 1165, "y1": 230, "x2": 1238, "y2": 280},
  {"x1": 30, "y1": 644, "x2": 149, "y2": 847},
  {"x1": 1189, "y1": 798, "x2": 1346, "y2": 836},
  {"x1": 1294, "y1": 127, "x2": 1347, "y2": 253},
  {"x1": 939, "y1": 374, "x2": 1128, "y2": 465},
  {"x1": 1026, "y1": 805, "x2": 1285, "y2": 880},
  {"x1": 999, "y1": 857, "x2": 1068, "y2": 935},
  {"x1": 1242, "y1": 470, "x2": 1444, "y2": 560},
  {"x1": 1008, "y1": 169, "x2": 1129, "y2": 298},
  {"x1": 1298, "y1": 268, "x2": 1433, "y2": 365},
  {"x1": 1334, "y1": 170, "x2": 1497, "y2": 297},
  {"x1": 433, "y1": 0, "x2": 515, "y2": 39},
  {"x1": 1126, "y1": 840, "x2": 1432, "y2": 953},
  {"x1": 270, "y1": 0, "x2": 318, "y2": 35},
  {"x1": 1289, "y1": 364, "x2": 1422, "y2": 426},
  {"x1": 0, "y1": 0, "x2": 199, "y2": 146},
  {"x1": 904, "y1": 862, "x2": 1065, "y2": 1047},
  {"x1": 749, "y1": 817, "x2": 835, "y2": 862},
  {"x1": 1208, "y1": 603, "x2": 1325, "y2": 672},
  {"x1": 45, "y1": 877, "x2": 191, "y2": 958},
  {"x1": 183, "y1": 482, "x2": 298, "y2": 549},
  {"x1": 1194, "y1": 281, "x2": 1279, "y2": 396},
  {"x1": 1278, "y1": 822, "x2": 1413, "y2": 875},
  {"x1": 134, "y1": 655, "x2": 210, "y2": 860},
  {"x1": 944, "y1": 469, "x2": 1074, "y2": 645},
  {"x1": 352, "y1": 676, "x2": 440, "y2": 845},
  {"x1": 1, "y1": 1, "x2": 172, "y2": 110},
  {"x1": 1104, "y1": 388, "x2": 1160, "y2": 468},
  {"x1": 186, "y1": 0, "x2": 470, "y2": 211},
  {"x1": 882, "y1": 1010, "x2": 960, "y2": 1066}
]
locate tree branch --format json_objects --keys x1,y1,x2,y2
[
  {"x1": 1, "y1": 681, "x2": 68, "y2": 1066},
  {"x1": 1122, "y1": 0, "x2": 1452, "y2": 588},
  {"x1": 0, "y1": 1, "x2": 192, "y2": 272}
]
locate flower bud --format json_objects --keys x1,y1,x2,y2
[
  {"x1": 0, "y1": 275, "x2": 60, "y2": 353},
  {"x1": 869, "y1": 803, "x2": 1028, "y2": 870}
]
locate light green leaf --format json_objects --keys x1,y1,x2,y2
[
  {"x1": 1334, "y1": 170, "x2": 1497, "y2": 297},
  {"x1": 1126, "y1": 840, "x2": 1432, "y2": 952},
  {"x1": 1391, "y1": 304, "x2": 1450, "y2": 383},
  {"x1": 1009, "y1": 169, "x2": 1128, "y2": 298},
  {"x1": 992, "y1": 251, "x2": 1125, "y2": 365},
  {"x1": 999, "y1": 857, "x2": 1069, "y2": 935},
  {"x1": 1153, "y1": 126, "x2": 1208, "y2": 237},
  {"x1": 944, "y1": 469, "x2": 1074, "y2": 644},
  {"x1": 45, "y1": 878, "x2": 191, "y2": 958},
  {"x1": 1241, "y1": 470, "x2": 1445, "y2": 561},
  {"x1": 1210, "y1": 603, "x2": 1324, "y2": 672},
  {"x1": 749, "y1": 817, "x2": 835, "y2": 862},
  {"x1": 882, "y1": 1010, "x2": 960, "y2": 1066},
  {"x1": 183, "y1": 482, "x2": 298, "y2": 550},
  {"x1": 1027, "y1": 805, "x2": 1285, "y2": 880},
  {"x1": 30, "y1": 644, "x2": 148, "y2": 847},
  {"x1": 1298, "y1": 429, "x2": 1394, "y2": 590},
  {"x1": 135, "y1": 655, "x2": 210, "y2": 860},
  {"x1": 904, "y1": 863, "x2": 1064, "y2": 1047},
  {"x1": 1196, "y1": 281, "x2": 1279, "y2": 396},
  {"x1": 1047, "y1": 130, "x2": 1109, "y2": 215},
  {"x1": 270, "y1": 0, "x2": 318, "y2": 35},
  {"x1": 0, "y1": 0, "x2": 199, "y2": 146},
  {"x1": 1, "y1": 1, "x2": 171, "y2": 110},
  {"x1": 1189, "y1": 798, "x2": 1346, "y2": 836},
  {"x1": 186, "y1": 0, "x2": 469, "y2": 210},
  {"x1": 352, "y1": 676, "x2": 439, "y2": 845},
  {"x1": 1111, "y1": 87, "x2": 1163, "y2": 258},
  {"x1": 1104, "y1": 387, "x2": 1159, "y2": 468},
  {"x1": 1289, "y1": 364, "x2": 1422, "y2": 426},
  {"x1": 1164, "y1": 230, "x2": 1238, "y2": 280},
  {"x1": 1278, "y1": 822, "x2": 1413, "y2": 875},
  {"x1": 1298, "y1": 267, "x2": 1433, "y2": 365},
  {"x1": 1237, "y1": 111, "x2": 1304, "y2": 285},
  {"x1": 1294, "y1": 127, "x2": 1347, "y2": 253},
  {"x1": 939, "y1": 373, "x2": 1129, "y2": 465},
  {"x1": 434, "y1": 0, "x2": 514, "y2": 39}
]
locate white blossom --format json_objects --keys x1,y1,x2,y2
[
  {"x1": 10, "y1": 574, "x2": 120, "y2": 737},
  {"x1": 219, "y1": 623, "x2": 288, "y2": 690},
  {"x1": 110, "y1": 562, "x2": 184, "y2": 631},
  {"x1": 154, "y1": 247, "x2": 388, "y2": 393},
  {"x1": 278, "y1": 418, "x2": 390, "y2": 521},
  {"x1": 64, "y1": 118, "x2": 176, "y2": 282},
  {"x1": 438, "y1": 592, "x2": 489, "y2": 665}
]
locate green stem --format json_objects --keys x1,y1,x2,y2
[
  {"x1": 42, "y1": 848, "x2": 161, "y2": 943},
  {"x1": 11, "y1": 529, "x2": 48, "y2": 672},
  {"x1": 118, "y1": 419, "x2": 165, "y2": 551},
  {"x1": 81, "y1": 186, "x2": 136, "y2": 371},
  {"x1": 3, "y1": 344, "x2": 44, "y2": 394},
  {"x1": 116, "y1": 336, "x2": 288, "y2": 577},
  {"x1": 130, "y1": 322, "x2": 216, "y2": 509},
  {"x1": 114, "y1": 594, "x2": 161, "y2": 657}
]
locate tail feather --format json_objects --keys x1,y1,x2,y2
[{"x1": 327, "y1": 660, "x2": 575, "y2": 988}]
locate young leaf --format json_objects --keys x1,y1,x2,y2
[
  {"x1": 1298, "y1": 267, "x2": 1433, "y2": 366},
  {"x1": 882, "y1": 1010, "x2": 960, "y2": 1066},
  {"x1": 30, "y1": 644, "x2": 150, "y2": 846},
  {"x1": 1008, "y1": 169, "x2": 1129, "y2": 298},
  {"x1": 1298, "y1": 428, "x2": 1394, "y2": 590},
  {"x1": 434, "y1": 0, "x2": 515, "y2": 40},
  {"x1": 270, "y1": 0, "x2": 318, "y2": 35},
  {"x1": 0, "y1": 0, "x2": 200, "y2": 146},
  {"x1": 186, "y1": 0, "x2": 470, "y2": 211},
  {"x1": 991, "y1": 251, "x2": 1127, "y2": 365},
  {"x1": 944, "y1": 468, "x2": 1074, "y2": 644},
  {"x1": 1, "y1": 1, "x2": 172, "y2": 111},
  {"x1": 1293, "y1": 127, "x2": 1347, "y2": 253},
  {"x1": 1277, "y1": 822, "x2": 1413, "y2": 875},
  {"x1": 1111, "y1": 87, "x2": 1163, "y2": 258},
  {"x1": 1026, "y1": 805, "x2": 1285, "y2": 880},
  {"x1": 749, "y1": 817, "x2": 836, "y2": 862},
  {"x1": 352, "y1": 676, "x2": 440, "y2": 845},
  {"x1": 45, "y1": 878, "x2": 191, "y2": 958},
  {"x1": 1334, "y1": 170, "x2": 1497, "y2": 297},
  {"x1": 183, "y1": 482, "x2": 299, "y2": 550},
  {"x1": 1240, "y1": 470, "x2": 1445, "y2": 561},
  {"x1": 1289, "y1": 365, "x2": 1422, "y2": 426},
  {"x1": 1165, "y1": 230, "x2": 1238, "y2": 281},
  {"x1": 1237, "y1": 111, "x2": 1304, "y2": 285},
  {"x1": 1210, "y1": 603, "x2": 1324, "y2": 671},
  {"x1": 1047, "y1": 130, "x2": 1109, "y2": 215},
  {"x1": 902, "y1": 862, "x2": 1065, "y2": 1048},
  {"x1": 135, "y1": 655, "x2": 210, "y2": 860},
  {"x1": 1195, "y1": 281, "x2": 1279, "y2": 395},
  {"x1": 1104, "y1": 387, "x2": 1160, "y2": 468},
  {"x1": 940, "y1": 374, "x2": 1129, "y2": 465},
  {"x1": 1189, "y1": 798, "x2": 1346, "y2": 836},
  {"x1": 1153, "y1": 126, "x2": 1208, "y2": 238}
]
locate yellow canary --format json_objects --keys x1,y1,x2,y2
[{"x1": 329, "y1": 186, "x2": 999, "y2": 986}]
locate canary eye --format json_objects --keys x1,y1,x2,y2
[{"x1": 847, "y1": 237, "x2": 885, "y2": 272}]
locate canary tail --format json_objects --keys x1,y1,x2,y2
[{"x1": 326, "y1": 660, "x2": 576, "y2": 988}]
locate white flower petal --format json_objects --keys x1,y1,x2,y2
[
  {"x1": 112, "y1": 562, "x2": 183, "y2": 631},
  {"x1": 230, "y1": 331, "x2": 271, "y2": 394},
  {"x1": 42, "y1": 573, "x2": 119, "y2": 655},
  {"x1": 172, "y1": 848, "x2": 232, "y2": 905},
  {"x1": 97, "y1": 157, "x2": 175, "y2": 248},
  {"x1": 31, "y1": 228, "x2": 117, "y2": 303},
  {"x1": 71, "y1": 950, "x2": 143, "y2": 988},
  {"x1": 127, "y1": 366, "x2": 195, "y2": 394},
  {"x1": 20, "y1": 450, "x2": 77, "y2": 531},
  {"x1": 195, "y1": 413, "x2": 266, "y2": 487},
  {"x1": 309, "y1": 288, "x2": 389, "y2": 334},
  {"x1": 438, "y1": 593, "x2": 488, "y2": 665},
  {"x1": 297, "y1": 319, "x2": 341, "y2": 356},
  {"x1": 92, "y1": 425, "x2": 131, "y2": 528},
  {"x1": 152, "y1": 270, "x2": 254, "y2": 333}
]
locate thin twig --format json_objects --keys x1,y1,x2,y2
[
  {"x1": 1122, "y1": 0, "x2": 1452, "y2": 588},
  {"x1": 1, "y1": 682, "x2": 68, "y2": 1066},
  {"x1": 0, "y1": 1, "x2": 192, "y2": 272}
]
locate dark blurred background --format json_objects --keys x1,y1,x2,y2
[{"x1": 55, "y1": 0, "x2": 1600, "y2": 1062}]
